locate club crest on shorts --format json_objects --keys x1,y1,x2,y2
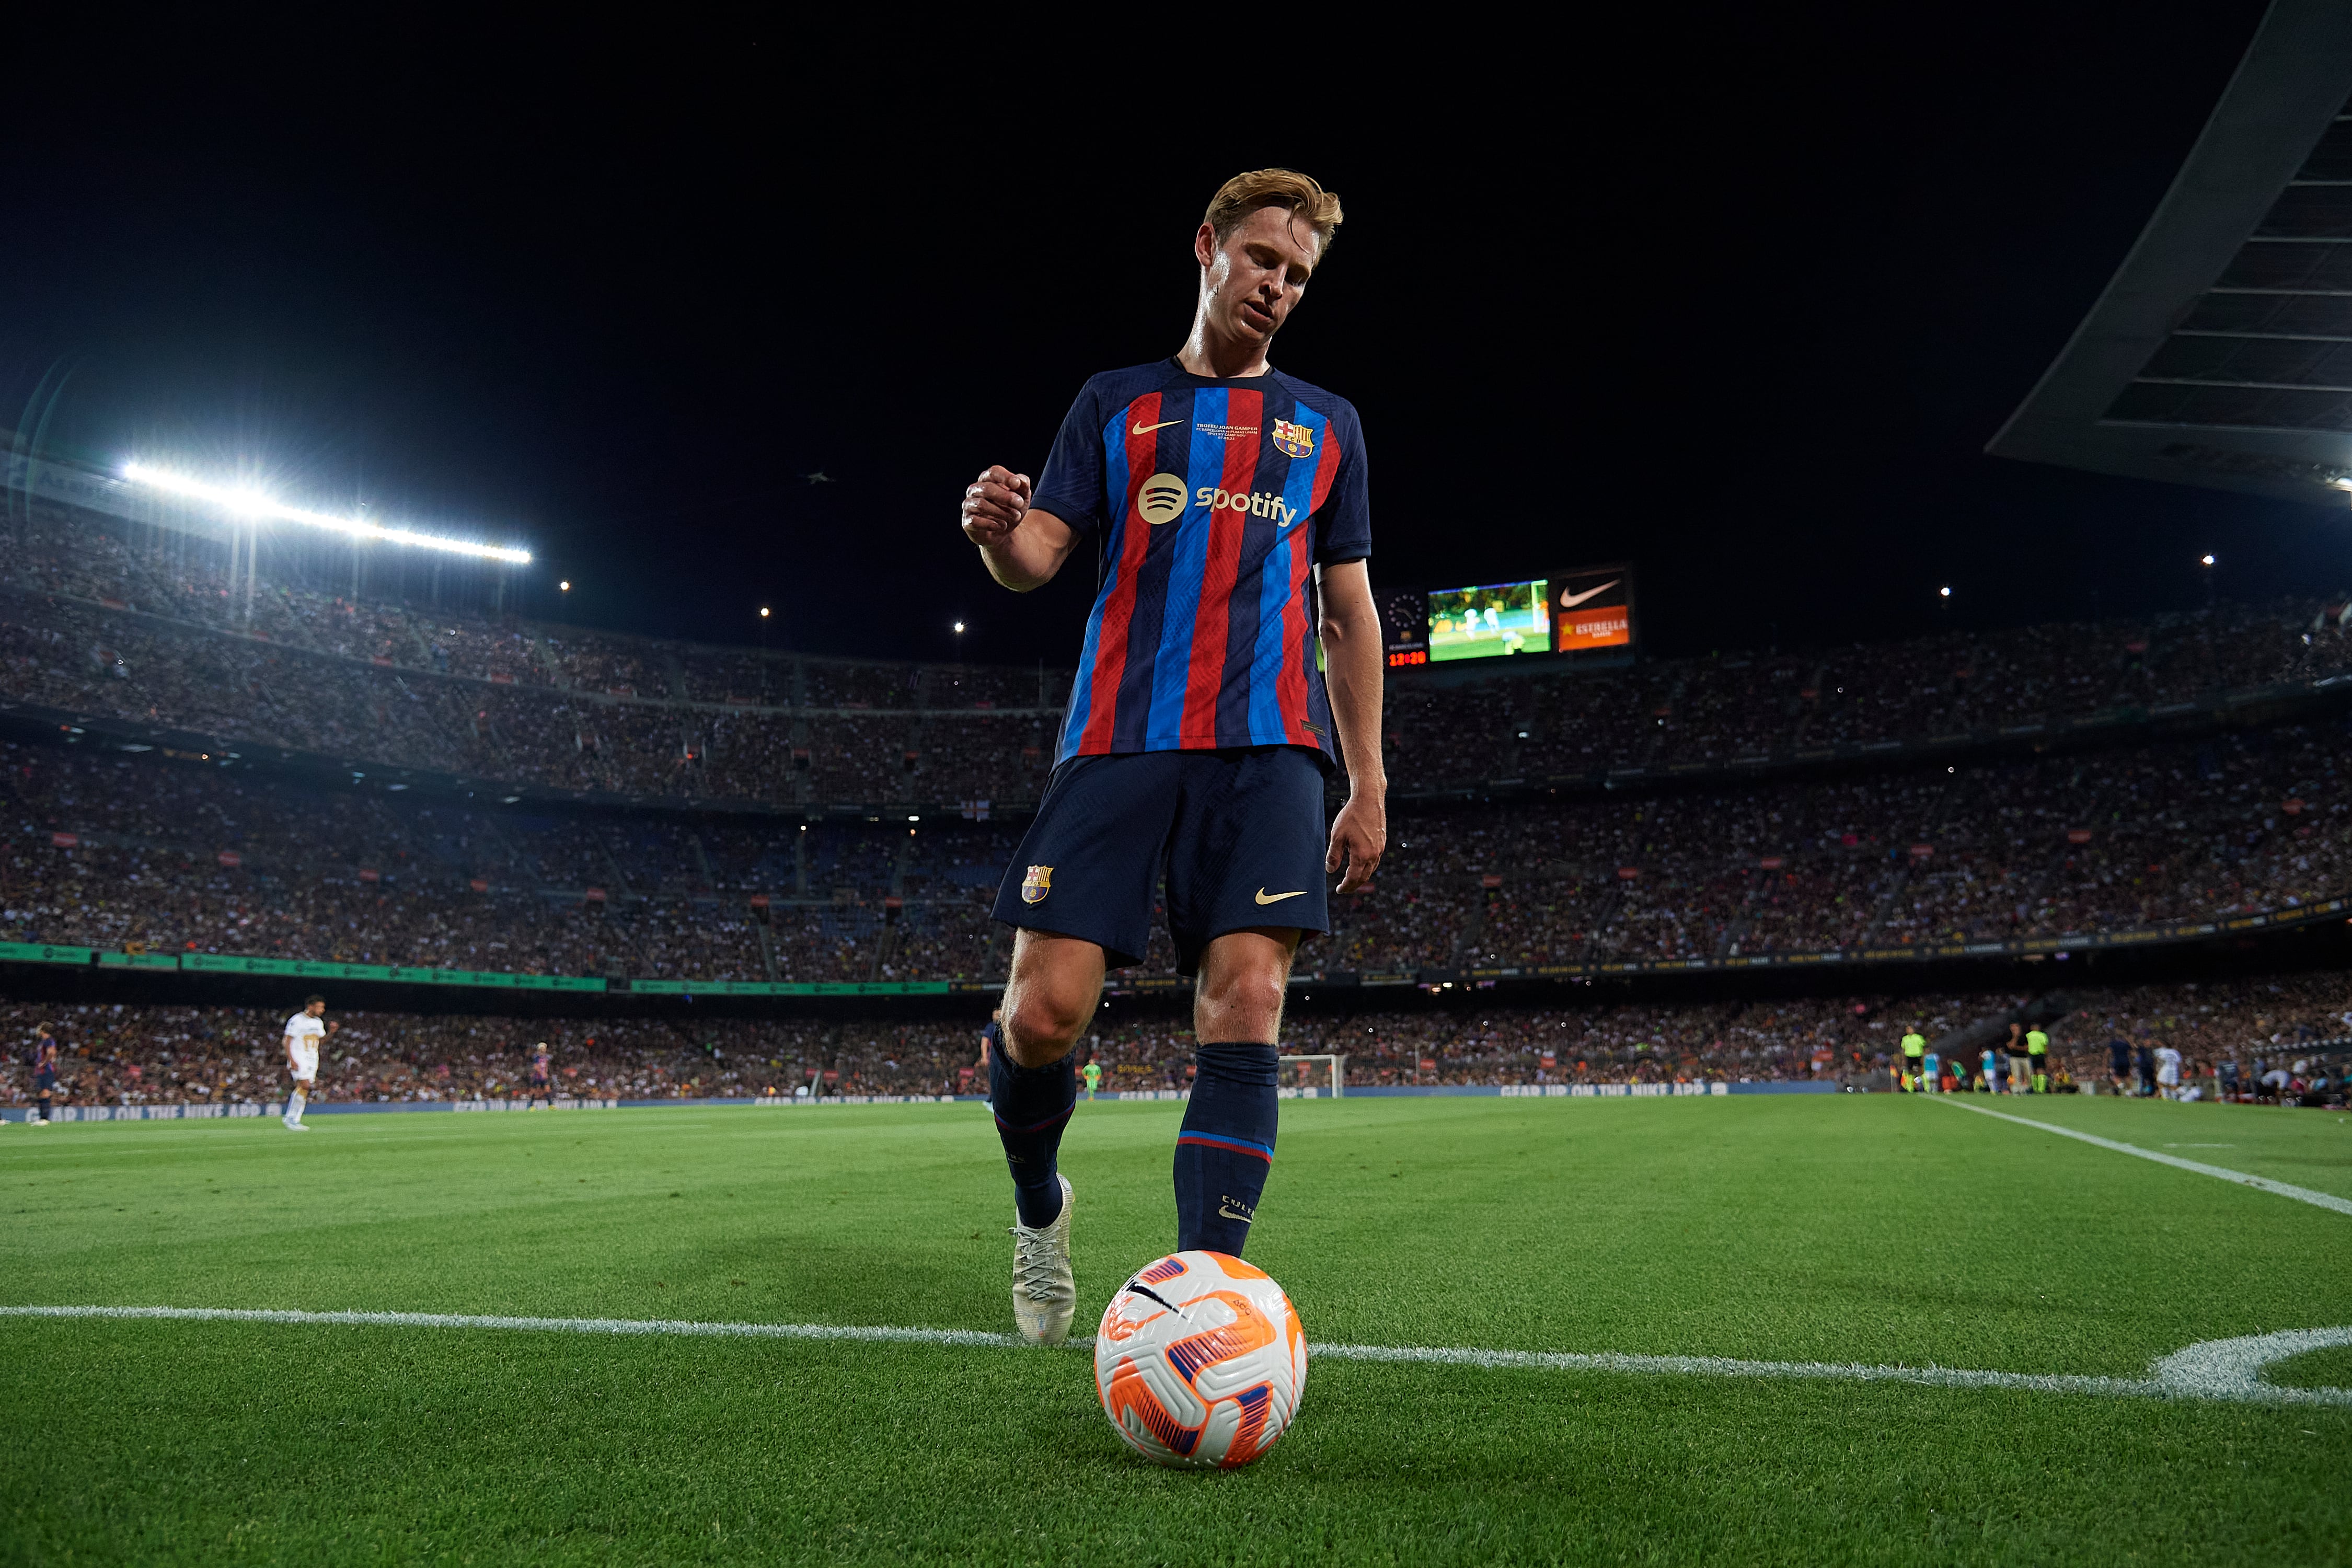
[{"x1": 1021, "y1": 864, "x2": 1052, "y2": 904}]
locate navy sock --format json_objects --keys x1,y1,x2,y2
[
  {"x1": 989, "y1": 1049, "x2": 1076, "y2": 1229},
  {"x1": 1174, "y1": 1044, "x2": 1278, "y2": 1255}
]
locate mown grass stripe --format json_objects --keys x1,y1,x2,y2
[
  {"x1": 4, "y1": 1304, "x2": 2345, "y2": 1406},
  {"x1": 1929, "y1": 1096, "x2": 2352, "y2": 1216}
]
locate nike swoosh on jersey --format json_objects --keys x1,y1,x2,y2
[
  {"x1": 1558, "y1": 579, "x2": 1621, "y2": 609},
  {"x1": 1254, "y1": 888, "x2": 1308, "y2": 905},
  {"x1": 1131, "y1": 418, "x2": 1185, "y2": 435}
]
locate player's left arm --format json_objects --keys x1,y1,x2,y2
[{"x1": 1318, "y1": 559, "x2": 1385, "y2": 894}]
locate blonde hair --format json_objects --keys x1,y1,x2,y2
[{"x1": 1204, "y1": 169, "x2": 1343, "y2": 261}]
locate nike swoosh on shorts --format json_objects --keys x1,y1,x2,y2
[{"x1": 1254, "y1": 889, "x2": 1308, "y2": 905}]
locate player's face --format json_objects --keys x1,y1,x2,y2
[
  {"x1": 1196, "y1": 206, "x2": 1318, "y2": 349},
  {"x1": 306, "y1": 1001, "x2": 325, "y2": 1017}
]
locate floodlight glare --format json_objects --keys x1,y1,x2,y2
[
  {"x1": 1938, "y1": 586, "x2": 1952, "y2": 597},
  {"x1": 560, "y1": 581, "x2": 572, "y2": 591},
  {"x1": 759, "y1": 606, "x2": 770, "y2": 618},
  {"x1": 121, "y1": 462, "x2": 531, "y2": 564},
  {"x1": 2201, "y1": 554, "x2": 2216, "y2": 566}
]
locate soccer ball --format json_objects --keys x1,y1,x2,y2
[{"x1": 1094, "y1": 1250, "x2": 1307, "y2": 1469}]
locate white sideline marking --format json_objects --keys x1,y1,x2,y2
[
  {"x1": 0, "y1": 1304, "x2": 1017, "y2": 1348},
  {"x1": 1929, "y1": 1097, "x2": 2352, "y2": 1217},
  {"x1": 2, "y1": 1305, "x2": 2345, "y2": 1408}
]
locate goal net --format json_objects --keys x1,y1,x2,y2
[{"x1": 1277, "y1": 1053, "x2": 1346, "y2": 1097}]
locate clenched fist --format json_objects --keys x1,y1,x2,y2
[{"x1": 961, "y1": 465, "x2": 1033, "y2": 548}]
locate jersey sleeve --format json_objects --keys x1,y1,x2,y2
[
  {"x1": 1313, "y1": 401, "x2": 1370, "y2": 566},
  {"x1": 1030, "y1": 381, "x2": 1110, "y2": 539}
]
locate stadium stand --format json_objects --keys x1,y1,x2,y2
[
  {"x1": 6, "y1": 478, "x2": 2352, "y2": 1116},
  {"x1": 4, "y1": 975, "x2": 2344, "y2": 1107},
  {"x1": 7, "y1": 714, "x2": 2348, "y2": 984},
  {"x1": 6, "y1": 491, "x2": 2352, "y2": 814}
]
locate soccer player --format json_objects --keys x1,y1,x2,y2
[
  {"x1": 977, "y1": 1008, "x2": 1002, "y2": 1074},
  {"x1": 1899, "y1": 1029, "x2": 1926, "y2": 1092},
  {"x1": 2106, "y1": 1033, "x2": 2132, "y2": 1097},
  {"x1": 282, "y1": 995, "x2": 333, "y2": 1131},
  {"x1": 1977, "y1": 1043, "x2": 2000, "y2": 1094},
  {"x1": 527, "y1": 1043, "x2": 554, "y2": 1108},
  {"x1": 2025, "y1": 1025, "x2": 2050, "y2": 1094},
  {"x1": 2153, "y1": 1040, "x2": 2183, "y2": 1100},
  {"x1": 2006, "y1": 1021, "x2": 2033, "y2": 1094},
  {"x1": 1082, "y1": 1058, "x2": 1102, "y2": 1101},
  {"x1": 29, "y1": 1021, "x2": 60, "y2": 1126},
  {"x1": 958, "y1": 168, "x2": 1382, "y2": 1345}
]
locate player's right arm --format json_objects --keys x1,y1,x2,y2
[{"x1": 961, "y1": 466, "x2": 1080, "y2": 591}]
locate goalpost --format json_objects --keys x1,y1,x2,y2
[{"x1": 1277, "y1": 1054, "x2": 1347, "y2": 1097}]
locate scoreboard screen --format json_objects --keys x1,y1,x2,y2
[
  {"x1": 1380, "y1": 565, "x2": 1633, "y2": 666},
  {"x1": 1427, "y1": 579, "x2": 1550, "y2": 662}
]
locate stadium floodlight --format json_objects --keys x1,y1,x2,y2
[
  {"x1": 759, "y1": 606, "x2": 771, "y2": 618},
  {"x1": 560, "y1": 580, "x2": 572, "y2": 591},
  {"x1": 2202, "y1": 554, "x2": 2216, "y2": 566},
  {"x1": 121, "y1": 462, "x2": 531, "y2": 564}
]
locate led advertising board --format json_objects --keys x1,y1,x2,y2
[{"x1": 1549, "y1": 566, "x2": 1631, "y2": 651}]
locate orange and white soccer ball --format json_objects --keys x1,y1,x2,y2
[{"x1": 1094, "y1": 1250, "x2": 1307, "y2": 1469}]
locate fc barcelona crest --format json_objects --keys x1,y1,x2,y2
[
  {"x1": 1021, "y1": 864, "x2": 1053, "y2": 904},
  {"x1": 1272, "y1": 419, "x2": 1315, "y2": 460}
]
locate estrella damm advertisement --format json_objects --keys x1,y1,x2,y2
[{"x1": 1550, "y1": 566, "x2": 1633, "y2": 652}]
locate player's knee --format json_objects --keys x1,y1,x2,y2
[
  {"x1": 1197, "y1": 963, "x2": 1288, "y2": 1038},
  {"x1": 1004, "y1": 980, "x2": 1093, "y2": 1063}
]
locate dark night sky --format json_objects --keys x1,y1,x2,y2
[{"x1": 5, "y1": 5, "x2": 2334, "y2": 668}]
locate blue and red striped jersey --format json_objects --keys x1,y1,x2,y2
[{"x1": 1031, "y1": 360, "x2": 1369, "y2": 766}]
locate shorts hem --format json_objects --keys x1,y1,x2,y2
[
  {"x1": 992, "y1": 914, "x2": 1143, "y2": 972},
  {"x1": 1172, "y1": 919, "x2": 1326, "y2": 979}
]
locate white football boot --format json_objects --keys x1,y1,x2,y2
[{"x1": 1009, "y1": 1174, "x2": 1076, "y2": 1345}]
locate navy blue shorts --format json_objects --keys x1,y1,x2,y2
[{"x1": 993, "y1": 747, "x2": 1329, "y2": 975}]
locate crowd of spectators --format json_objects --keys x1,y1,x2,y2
[
  {"x1": 1390, "y1": 602, "x2": 2352, "y2": 787},
  {"x1": 0, "y1": 741, "x2": 1030, "y2": 982},
  {"x1": 6, "y1": 498, "x2": 2351, "y2": 811},
  {"x1": 5, "y1": 973, "x2": 2342, "y2": 1109},
  {"x1": 7, "y1": 716, "x2": 2352, "y2": 983},
  {"x1": 0, "y1": 1002, "x2": 976, "y2": 1105}
]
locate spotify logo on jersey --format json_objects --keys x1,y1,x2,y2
[{"x1": 1135, "y1": 473, "x2": 1189, "y2": 526}]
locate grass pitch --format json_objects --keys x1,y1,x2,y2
[{"x1": 2, "y1": 1093, "x2": 2347, "y2": 1565}]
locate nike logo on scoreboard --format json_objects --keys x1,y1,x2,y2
[
  {"x1": 1558, "y1": 579, "x2": 1621, "y2": 609},
  {"x1": 1254, "y1": 889, "x2": 1308, "y2": 905},
  {"x1": 1131, "y1": 418, "x2": 1185, "y2": 435}
]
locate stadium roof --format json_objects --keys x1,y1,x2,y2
[{"x1": 1988, "y1": 0, "x2": 2352, "y2": 508}]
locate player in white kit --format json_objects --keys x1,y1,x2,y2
[{"x1": 282, "y1": 994, "x2": 334, "y2": 1131}]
